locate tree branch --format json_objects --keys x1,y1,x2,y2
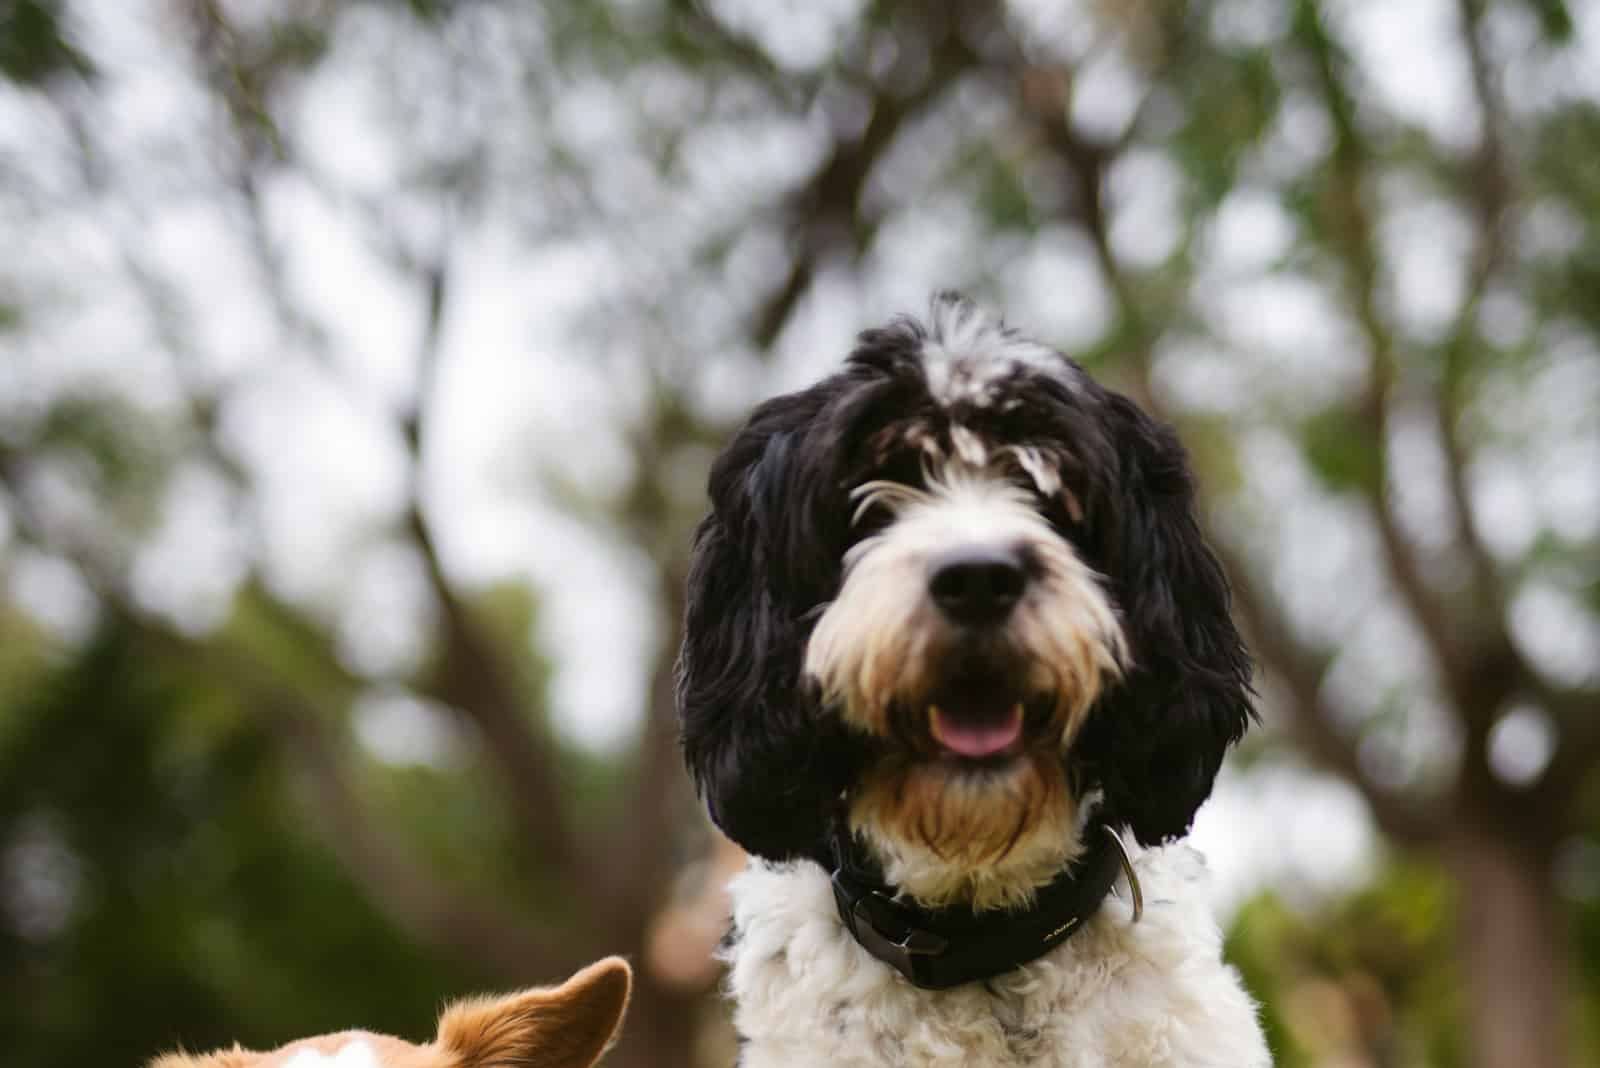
[
  {"x1": 265, "y1": 690, "x2": 580, "y2": 983},
  {"x1": 608, "y1": 577, "x2": 694, "y2": 931},
  {"x1": 35, "y1": 9, "x2": 614, "y2": 951},
  {"x1": 1294, "y1": 8, "x2": 1489, "y2": 718},
  {"x1": 755, "y1": 11, "x2": 978, "y2": 349},
  {"x1": 400, "y1": 247, "x2": 599, "y2": 884},
  {"x1": 1435, "y1": 0, "x2": 1584, "y2": 728},
  {"x1": 1538, "y1": 693, "x2": 1600, "y2": 815},
  {"x1": 145, "y1": 590, "x2": 580, "y2": 982},
  {"x1": 1218, "y1": 540, "x2": 1446, "y2": 844},
  {"x1": 1301, "y1": 2, "x2": 1584, "y2": 762},
  {"x1": 183, "y1": 0, "x2": 605, "y2": 890},
  {"x1": 1003, "y1": 25, "x2": 1450, "y2": 844},
  {"x1": 0, "y1": 473, "x2": 581, "y2": 987}
]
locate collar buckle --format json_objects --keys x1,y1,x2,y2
[{"x1": 832, "y1": 878, "x2": 949, "y2": 986}]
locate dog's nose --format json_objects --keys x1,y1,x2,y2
[{"x1": 928, "y1": 547, "x2": 1027, "y2": 626}]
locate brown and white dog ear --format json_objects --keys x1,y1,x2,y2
[{"x1": 436, "y1": 958, "x2": 632, "y2": 1068}]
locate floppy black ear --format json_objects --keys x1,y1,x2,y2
[
  {"x1": 676, "y1": 386, "x2": 865, "y2": 862},
  {"x1": 1079, "y1": 393, "x2": 1254, "y2": 846}
]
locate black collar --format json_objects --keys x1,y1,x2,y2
[{"x1": 826, "y1": 820, "x2": 1126, "y2": 990}]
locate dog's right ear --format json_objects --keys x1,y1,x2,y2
[
  {"x1": 677, "y1": 382, "x2": 866, "y2": 862},
  {"x1": 437, "y1": 957, "x2": 631, "y2": 1068}
]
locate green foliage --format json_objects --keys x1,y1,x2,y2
[
  {"x1": 1532, "y1": 103, "x2": 1600, "y2": 213},
  {"x1": 1228, "y1": 864, "x2": 1468, "y2": 1068},
  {"x1": 0, "y1": 624, "x2": 483, "y2": 1068},
  {"x1": 31, "y1": 394, "x2": 171, "y2": 528},
  {"x1": 1168, "y1": 45, "x2": 1281, "y2": 212},
  {"x1": 257, "y1": 19, "x2": 330, "y2": 75},
  {"x1": 0, "y1": 0, "x2": 91, "y2": 85},
  {"x1": 1523, "y1": 0, "x2": 1575, "y2": 42},
  {"x1": 1299, "y1": 406, "x2": 1381, "y2": 493},
  {"x1": 972, "y1": 153, "x2": 1037, "y2": 232},
  {"x1": 404, "y1": 0, "x2": 457, "y2": 22},
  {"x1": 1230, "y1": 858, "x2": 1600, "y2": 1068}
]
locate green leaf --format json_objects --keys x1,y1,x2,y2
[
  {"x1": 1168, "y1": 46, "x2": 1281, "y2": 212},
  {"x1": 1525, "y1": 0, "x2": 1574, "y2": 42},
  {"x1": 975, "y1": 155, "x2": 1036, "y2": 232},
  {"x1": 1300, "y1": 406, "x2": 1381, "y2": 492},
  {"x1": 0, "y1": 0, "x2": 92, "y2": 86}
]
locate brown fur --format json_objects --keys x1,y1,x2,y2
[
  {"x1": 149, "y1": 958, "x2": 631, "y2": 1068},
  {"x1": 850, "y1": 751, "x2": 1072, "y2": 870},
  {"x1": 438, "y1": 958, "x2": 630, "y2": 1068}
]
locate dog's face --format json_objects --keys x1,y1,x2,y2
[
  {"x1": 149, "y1": 958, "x2": 631, "y2": 1068},
  {"x1": 678, "y1": 294, "x2": 1252, "y2": 908},
  {"x1": 805, "y1": 458, "x2": 1127, "y2": 907}
]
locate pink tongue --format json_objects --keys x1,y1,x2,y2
[{"x1": 930, "y1": 706, "x2": 1023, "y2": 757}]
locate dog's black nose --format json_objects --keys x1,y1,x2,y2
[{"x1": 928, "y1": 547, "x2": 1027, "y2": 626}]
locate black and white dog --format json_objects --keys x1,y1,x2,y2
[{"x1": 678, "y1": 294, "x2": 1269, "y2": 1067}]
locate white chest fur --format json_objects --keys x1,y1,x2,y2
[{"x1": 723, "y1": 843, "x2": 1270, "y2": 1068}]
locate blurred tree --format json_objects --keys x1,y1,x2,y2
[
  {"x1": 0, "y1": 1, "x2": 719, "y2": 1063},
  {"x1": 1228, "y1": 849, "x2": 1600, "y2": 1067},
  {"x1": 0, "y1": 2, "x2": 1597, "y2": 1068},
  {"x1": 0, "y1": 620, "x2": 482, "y2": 1067}
]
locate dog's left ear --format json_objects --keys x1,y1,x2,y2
[
  {"x1": 1081, "y1": 393, "x2": 1254, "y2": 846},
  {"x1": 676, "y1": 380, "x2": 867, "y2": 862},
  {"x1": 437, "y1": 957, "x2": 632, "y2": 1068}
]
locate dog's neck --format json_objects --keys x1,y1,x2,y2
[
  {"x1": 825, "y1": 809, "x2": 1127, "y2": 990},
  {"x1": 847, "y1": 790, "x2": 1095, "y2": 912},
  {"x1": 853, "y1": 821, "x2": 1085, "y2": 912}
]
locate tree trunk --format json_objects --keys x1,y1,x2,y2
[{"x1": 1450, "y1": 825, "x2": 1567, "y2": 1068}]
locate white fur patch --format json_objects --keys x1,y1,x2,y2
[
  {"x1": 281, "y1": 1040, "x2": 382, "y2": 1068},
  {"x1": 723, "y1": 842, "x2": 1271, "y2": 1067},
  {"x1": 920, "y1": 296, "x2": 1069, "y2": 409}
]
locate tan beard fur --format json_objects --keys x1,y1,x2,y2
[{"x1": 847, "y1": 751, "x2": 1082, "y2": 911}]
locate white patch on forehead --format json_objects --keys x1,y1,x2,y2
[
  {"x1": 282, "y1": 1040, "x2": 382, "y2": 1068},
  {"x1": 920, "y1": 294, "x2": 1068, "y2": 408}
]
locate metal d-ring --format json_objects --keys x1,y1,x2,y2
[{"x1": 1101, "y1": 824, "x2": 1144, "y2": 923}]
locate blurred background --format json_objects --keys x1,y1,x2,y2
[{"x1": 0, "y1": 0, "x2": 1596, "y2": 1065}]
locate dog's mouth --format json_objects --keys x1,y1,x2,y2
[
  {"x1": 929, "y1": 702, "x2": 1022, "y2": 758},
  {"x1": 917, "y1": 688, "x2": 1057, "y2": 765}
]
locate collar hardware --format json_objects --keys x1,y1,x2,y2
[
  {"x1": 1101, "y1": 823, "x2": 1144, "y2": 923},
  {"x1": 840, "y1": 891, "x2": 951, "y2": 988}
]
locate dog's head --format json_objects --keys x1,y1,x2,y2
[
  {"x1": 678, "y1": 293, "x2": 1252, "y2": 907},
  {"x1": 150, "y1": 958, "x2": 631, "y2": 1068}
]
